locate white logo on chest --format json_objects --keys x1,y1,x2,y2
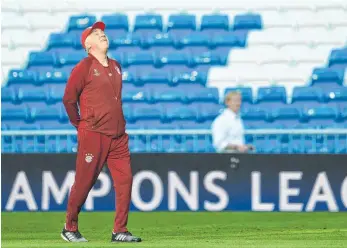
[{"x1": 85, "y1": 153, "x2": 94, "y2": 163}]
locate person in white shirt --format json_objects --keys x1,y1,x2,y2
[{"x1": 211, "y1": 91, "x2": 254, "y2": 153}]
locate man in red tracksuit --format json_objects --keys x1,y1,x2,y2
[{"x1": 61, "y1": 21, "x2": 141, "y2": 243}]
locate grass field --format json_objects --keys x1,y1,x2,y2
[{"x1": 2, "y1": 212, "x2": 347, "y2": 248}]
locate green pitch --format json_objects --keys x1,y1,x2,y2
[{"x1": 2, "y1": 212, "x2": 347, "y2": 248}]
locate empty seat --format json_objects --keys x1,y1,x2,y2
[
  {"x1": 325, "y1": 87, "x2": 347, "y2": 102},
  {"x1": 17, "y1": 88, "x2": 47, "y2": 102},
  {"x1": 151, "y1": 88, "x2": 186, "y2": 103},
  {"x1": 37, "y1": 70, "x2": 68, "y2": 84},
  {"x1": 144, "y1": 33, "x2": 175, "y2": 48},
  {"x1": 6, "y1": 70, "x2": 37, "y2": 85},
  {"x1": 233, "y1": 14, "x2": 262, "y2": 30},
  {"x1": 101, "y1": 14, "x2": 128, "y2": 31},
  {"x1": 329, "y1": 48, "x2": 347, "y2": 68},
  {"x1": 271, "y1": 107, "x2": 302, "y2": 127},
  {"x1": 224, "y1": 87, "x2": 253, "y2": 103},
  {"x1": 1, "y1": 88, "x2": 17, "y2": 103},
  {"x1": 303, "y1": 105, "x2": 338, "y2": 123},
  {"x1": 242, "y1": 108, "x2": 268, "y2": 121},
  {"x1": 199, "y1": 104, "x2": 224, "y2": 121},
  {"x1": 186, "y1": 88, "x2": 219, "y2": 104},
  {"x1": 171, "y1": 70, "x2": 207, "y2": 86},
  {"x1": 133, "y1": 105, "x2": 164, "y2": 122},
  {"x1": 311, "y1": 67, "x2": 345, "y2": 86},
  {"x1": 48, "y1": 86, "x2": 65, "y2": 103},
  {"x1": 47, "y1": 33, "x2": 77, "y2": 50},
  {"x1": 257, "y1": 87, "x2": 287, "y2": 103},
  {"x1": 159, "y1": 52, "x2": 190, "y2": 66},
  {"x1": 137, "y1": 71, "x2": 171, "y2": 85},
  {"x1": 57, "y1": 51, "x2": 86, "y2": 67},
  {"x1": 178, "y1": 32, "x2": 209, "y2": 48},
  {"x1": 210, "y1": 33, "x2": 245, "y2": 48},
  {"x1": 67, "y1": 15, "x2": 97, "y2": 32},
  {"x1": 123, "y1": 88, "x2": 150, "y2": 103},
  {"x1": 166, "y1": 106, "x2": 198, "y2": 122},
  {"x1": 192, "y1": 52, "x2": 226, "y2": 66},
  {"x1": 27, "y1": 52, "x2": 56, "y2": 68},
  {"x1": 201, "y1": 14, "x2": 229, "y2": 31},
  {"x1": 167, "y1": 14, "x2": 196, "y2": 31},
  {"x1": 134, "y1": 14, "x2": 163, "y2": 33},
  {"x1": 292, "y1": 87, "x2": 324, "y2": 103},
  {"x1": 2, "y1": 106, "x2": 30, "y2": 121},
  {"x1": 126, "y1": 51, "x2": 156, "y2": 66},
  {"x1": 109, "y1": 33, "x2": 141, "y2": 49},
  {"x1": 30, "y1": 105, "x2": 63, "y2": 121}
]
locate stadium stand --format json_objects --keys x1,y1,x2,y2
[{"x1": 1, "y1": 0, "x2": 347, "y2": 153}]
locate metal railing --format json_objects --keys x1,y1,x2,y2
[{"x1": 2, "y1": 129, "x2": 347, "y2": 154}]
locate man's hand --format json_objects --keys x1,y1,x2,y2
[{"x1": 237, "y1": 145, "x2": 249, "y2": 153}]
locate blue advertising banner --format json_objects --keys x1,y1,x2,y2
[{"x1": 1, "y1": 154, "x2": 347, "y2": 212}]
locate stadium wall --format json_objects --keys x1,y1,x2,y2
[{"x1": 2, "y1": 154, "x2": 347, "y2": 212}]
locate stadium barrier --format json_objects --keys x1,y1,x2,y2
[
  {"x1": 2, "y1": 153, "x2": 347, "y2": 212},
  {"x1": 2, "y1": 129, "x2": 347, "y2": 153}
]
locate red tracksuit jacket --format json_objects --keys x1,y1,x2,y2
[{"x1": 63, "y1": 54, "x2": 126, "y2": 138}]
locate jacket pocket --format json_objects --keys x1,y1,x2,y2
[{"x1": 86, "y1": 107, "x2": 96, "y2": 127}]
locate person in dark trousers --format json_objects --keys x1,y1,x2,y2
[{"x1": 61, "y1": 21, "x2": 141, "y2": 243}]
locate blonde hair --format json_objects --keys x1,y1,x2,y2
[{"x1": 225, "y1": 91, "x2": 241, "y2": 103}]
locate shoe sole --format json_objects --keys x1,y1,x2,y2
[{"x1": 111, "y1": 239, "x2": 142, "y2": 243}]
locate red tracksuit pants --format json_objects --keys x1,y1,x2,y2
[{"x1": 65, "y1": 129, "x2": 132, "y2": 233}]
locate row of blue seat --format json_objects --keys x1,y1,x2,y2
[
  {"x1": 2, "y1": 139, "x2": 346, "y2": 154},
  {"x1": 27, "y1": 51, "x2": 228, "y2": 69},
  {"x1": 3, "y1": 86, "x2": 347, "y2": 104},
  {"x1": 48, "y1": 32, "x2": 248, "y2": 50},
  {"x1": 66, "y1": 14, "x2": 262, "y2": 33},
  {"x1": 2, "y1": 103, "x2": 346, "y2": 123},
  {"x1": 5, "y1": 67, "x2": 346, "y2": 86}
]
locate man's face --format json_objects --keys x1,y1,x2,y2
[
  {"x1": 226, "y1": 94, "x2": 242, "y2": 113},
  {"x1": 86, "y1": 28, "x2": 109, "y2": 52}
]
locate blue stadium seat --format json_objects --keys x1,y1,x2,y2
[
  {"x1": 48, "y1": 86, "x2": 65, "y2": 103},
  {"x1": 292, "y1": 87, "x2": 324, "y2": 104},
  {"x1": 324, "y1": 87, "x2": 347, "y2": 102},
  {"x1": 133, "y1": 105, "x2": 164, "y2": 122},
  {"x1": 109, "y1": 33, "x2": 141, "y2": 49},
  {"x1": 201, "y1": 14, "x2": 229, "y2": 31},
  {"x1": 165, "y1": 106, "x2": 198, "y2": 122},
  {"x1": 6, "y1": 70, "x2": 37, "y2": 85},
  {"x1": 224, "y1": 87, "x2": 253, "y2": 103},
  {"x1": 328, "y1": 48, "x2": 347, "y2": 69},
  {"x1": 17, "y1": 88, "x2": 47, "y2": 103},
  {"x1": 171, "y1": 70, "x2": 207, "y2": 86},
  {"x1": 36, "y1": 70, "x2": 68, "y2": 84},
  {"x1": 46, "y1": 33, "x2": 77, "y2": 50},
  {"x1": 134, "y1": 14, "x2": 163, "y2": 33},
  {"x1": 271, "y1": 107, "x2": 302, "y2": 128},
  {"x1": 167, "y1": 14, "x2": 196, "y2": 30},
  {"x1": 257, "y1": 87, "x2": 287, "y2": 103},
  {"x1": 2, "y1": 106, "x2": 30, "y2": 121},
  {"x1": 151, "y1": 88, "x2": 186, "y2": 103},
  {"x1": 57, "y1": 51, "x2": 87, "y2": 67},
  {"x1": 27, "y1": 52, "x2": 56, "y2": 68},
  {"x1": 242, "y1": 108, "x2": 268, "y2": 121},
  {"x1": 67, "y1": 15, "x2": 97, "y2": 33},
  {"x1": 186, "y1": 88, "x2": 219, "y2": 104},
  {"x1": 123, "y1": 88, "x2": 150, "y2": 103},
  {"x1": 178, "y1": 32, "x2": 209, "y2": 48},
  {"x1": 143, "y1": 33, "x2": 175, "y2": 48},
  {"x1": 126, "y1": 51, "x2": 156, "y2": 66},
  {"x1": 192, "y1": 52, "x2": 226, "y2": 66},
  {"x1": 159, "y1": 52, "x2": 190, "y2": 66},
  {"x1": 303, "y1": 105, "x2": 338, "y2": 126},
  {"x1": 210, "y1": 33, "x2": 244, "y2": 48},
  {"x1": 198, "y1": 104, "x2": 223, "y2": 122},
  {"x1": 101, "y1": 14, "x2": 128, "y2": 31},
  {"x1": 233, "y1": 14, "x2": 262, "y2": 30},
  {"x1": 137, "y1": 70, "x2": 171, "y2": 86},
  {"x1": 1, "y1": 88, "x2": 17, "y2": 103},
  {"x1": 311, "y1": 67, "x2": 344, "y2": 86},
  {"x1": 122, "y1": 70, "x2": 136, "y2": 84},
  {"x1": 30, "y1": 105, "x2": 64, "y2": 122}
]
